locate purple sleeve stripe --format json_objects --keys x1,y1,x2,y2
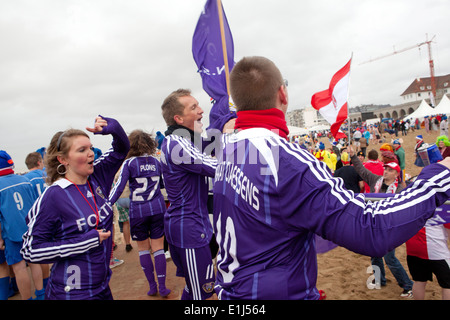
[
  {"x1": 22, "y1": 238, "x2": 99, "y2": 262},
  {"x1": 170, "y1": 136, "x2": 218, "y2": 169},
  {"x1": 276, "y1": 139, "x2": 356, "y2": 205}
]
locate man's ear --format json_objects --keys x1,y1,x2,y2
[
  {"x1": 174, "y1": 115, "x2": 183, "y2": 125},
  {"x1": 278, "y1": 85, "x2": 288, "y2": 106}
]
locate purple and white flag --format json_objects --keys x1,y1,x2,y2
[{"x1": 192, "y1": 0, "x2": 236, "y2": 132}]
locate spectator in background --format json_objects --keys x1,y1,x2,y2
[
  {"x1": 315, "y1": 142, "x2": 335, "y2": 172},
  {"x1": 353, "y1": 129, "x2": 362, "y2": 150},
  {"x1": 357, "y1": 150, "x2": 365, "y2": 164},
  {"x1": 392, "y1": 139, "x2": 406, "y2": 187},
  {"x1": 437, "y1": 135, "x2": 450, "y2": 159},
  {"x1": 440, "y1": 116, "x2": 448, "y2": 137},
  {"x1": 0, "y1": 151, "x2": 45, "y2": 300},
  {"x1": 380, "y1": 143, "x2": 398, "y2": 165},
  {"x1": 406, "y1": 223, "x2": 450, "y2": 300},
  {"x1": 331, "y1": 141, "x2": 341, "y2": 160},
  {"x1": 363, "y1": 129, "x2": 371, "y2": 144},
  {"x1": 333, "y1": 152, "x2": 364, "y2": 193},
  {"x1": 24, "y1": 152, "x2": 47, "y2": 197},
  {"x1": 414, "y1": 135, "x2": 426, "y2": 168},
  {"x1": 23, "y1": 152, "x2": 50, "y2": 292},
  {"x1": 156, "y1": 131, "x2": 165, "y2": 150},
  {"x1": 349, "y1": 146, "x2": 414, "y2": 297},
  {"x1": 424, "y1": 116, "x2": 430, "y2": 135},
  {"x1": 362, "y1": 150, "x2": 384, "y2": 193},
  {"x1": 359, "y1": 135, "x2": 367, "y2": 157}
]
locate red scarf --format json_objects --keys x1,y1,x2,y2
[
  {"x1": 0, "y1": 169, "x2": 14, "y2": 176},
  {"x1": 234, "y1": 108, "x2": 289, "y2": 140}
]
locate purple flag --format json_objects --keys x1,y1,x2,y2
[{"x1": 192, "y1": 0, "x2": 236, "y2": 132}]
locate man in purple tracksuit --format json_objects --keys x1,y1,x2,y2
[
  {"x1": 21, "y1": 116, "x2": 129, "y2": 300},
  {"x1": 160, "y1": 89, "x2": 229, "y2": 300},
  {"x1": 212, "y1": 56, "x2": 450, "y2": 300}
]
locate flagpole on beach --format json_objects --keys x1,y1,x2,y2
[
  {"x1": 217, "y1": 0, "x2": 231, "y2": 97},
  {"x1": 347, "y1": 52, "x2": 353, "y2": 142}
]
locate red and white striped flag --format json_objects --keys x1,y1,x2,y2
[{"x1": 311, "y1": 58, "x2": 352, "y2": 139}]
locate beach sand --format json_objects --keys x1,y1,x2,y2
[{"x1": 316, "y1": 127, "x2": 443, "y2": 300}]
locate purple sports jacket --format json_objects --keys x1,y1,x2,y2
[{"x1": 21, "y1": 116, "x2": 129, "y2": 300}]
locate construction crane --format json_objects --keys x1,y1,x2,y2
[{"x1": 359, "y1": 34, "x2": 437, "y2": 103}]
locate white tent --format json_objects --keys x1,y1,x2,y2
[
  {"x1": 287, "y1": 125, "x2": 309, "y2": 136},
  {"x1": 403, "y1": 99, "x2": 436, "y2": 122},
  {"x1": 307, "y1": 124, "x2": 330, "y2": 132},
  {"x1": 433, "y1": 94, "x2": 450, "y2": 116},
  {"x1": 365, "y1": 118, "x2": 380, "y2": 126}
]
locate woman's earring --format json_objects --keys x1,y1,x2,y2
[{"x1": 57, "y1": 163, "x2": 67, "y2": 175}]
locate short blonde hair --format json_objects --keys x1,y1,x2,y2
[
  {"x1": 161, "y1": 89, "x2": 191, "y2": 126},
  {"x1": 230, "y1": 56, "x2": 283, "y2": 111}
]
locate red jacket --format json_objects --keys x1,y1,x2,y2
[{"x1": 362, "y1": 160, "x2": 384, "y2": 193}]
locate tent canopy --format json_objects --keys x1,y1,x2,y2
[
  {"x1": 365, "y1": 118, "x2": 380, "y2": 126},
  {"x1": 288, "y1": 125, "x2": 309, "y2": 136},
  {"x1": 433, "y1": 95, "x2": 450, "y2": 116},
  {"x1": 307, "y1": 124, "x2": 330, "y2": 132},
  {"x1": 403, "y1": 99, "x2": 436, "y2": 122}
]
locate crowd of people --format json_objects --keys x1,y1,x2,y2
[
  {"x1": 375, "y1": 114, "x2": 449, "y2": 138},
  {"x1": 1, "y1": 56, "x2": 450, "y2": 301},
  {"x1": 290, "y1": 115, "x2": 450, "y2": 299}
]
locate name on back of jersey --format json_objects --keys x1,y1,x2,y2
[
  {"x1": 215, "y1": 161, "x2": 260, "y2": 211},
  {"x1": 140, "y1": 164, "x2": 156, "y2": 172}
]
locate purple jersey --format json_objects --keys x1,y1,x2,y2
[
  {"x1": 21, "y1": 117, "x2": 129, "y2": 300},
  {"x1": 109, "y1": 155, "x2": 165, "y2": 219},
  {"x1": 213, "y1": 128, "x2": 450, "y2": 300},
  {"x1": 160, "y1": 132, "x2": 217, "y2": 249}
]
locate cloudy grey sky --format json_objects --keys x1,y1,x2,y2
[{"x1": 1, "y1": 0, "x2": 449, "y2": 171}]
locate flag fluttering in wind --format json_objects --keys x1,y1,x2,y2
[
  {"x1": 192, "y1": 0, "x2": 236, "y2": 132},
  {"x1": 311, "y1": 58, "x2": 352, "y2": 140}
]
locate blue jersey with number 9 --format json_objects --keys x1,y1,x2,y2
[{"x1": 0, "y1": 174, "x2": 37, "y2": 242}]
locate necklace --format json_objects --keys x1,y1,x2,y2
[{"x1": 66, "y1": 178, "x2": 99, "y2": 229}]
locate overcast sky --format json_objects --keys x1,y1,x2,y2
[{"x1": 1, "y1": 0, "x2": 449, "y2": 171}]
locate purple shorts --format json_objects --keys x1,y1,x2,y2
[
  {"x1": 169, "y1": 243, "x2": 215, "y2": 300},
  {"x1": 130, "y1": 213, "x2": 164, "y2": 241}
]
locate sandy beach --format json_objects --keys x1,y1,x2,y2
[{"x1": 316, "y1": 126, "x2": 444, "y2": 300}]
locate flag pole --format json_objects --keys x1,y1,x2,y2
[
  {"x1": 217, "y1": 0, "x2": 231, "y2": 97},
  {"x1": 347, "y1": 52, "x2": 353, "y2": 143}
]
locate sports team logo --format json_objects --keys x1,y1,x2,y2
[
  {"x1": 202, "y1": 282, "x2": 215, "y2": 293},
  {"x1": 96, "y1": 186, "x2": 105, "y2": 199}
]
